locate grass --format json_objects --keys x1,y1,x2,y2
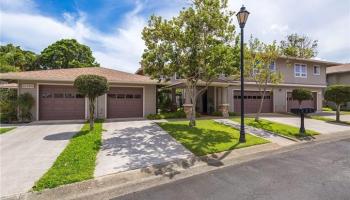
[
  {"x1": 309, "y1": 115, "x2": 350, "y2": 126},
  {"x1": 0, "y1": 127, "x2": 15, "y2": 134},
  {"x1": 232, "y1": 117, "x2": 319, "y2": 139},
  {"x1": 33, "y1": 120, "x2": 103, "y2": 191},
  {"x1": 158, "y1": 120, "x2": 269, "y2": 156}
]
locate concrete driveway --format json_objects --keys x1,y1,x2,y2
[
  {"x1": 261, "y1": 114, "x2": 350, "y2": 134},
  {"x1": 94, "y1": 120, "x2": 193, "y2": 177},
  {"x1": 311, "y1": 112, "x2": 350, "y2": 122},
  {"x1": 0, "y1": 122, "x2": 83, "y2": 197}
]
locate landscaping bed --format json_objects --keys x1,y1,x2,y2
[
  {"x1": 33, "y1": 120, "x2": 103, "y2": 191},
  {"x1": 309, "y1": 115, "x2": 350, "y2": 126},
  {"x1": 232, "y1": 117, "x2": 319, "y2": 139},
  {"x1": 158, "y1": 120, "x2": 269, "y2": 156}
]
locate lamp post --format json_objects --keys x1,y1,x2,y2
[{"x1": 236, "y1": 5, "x2": 249, "y2": 143}]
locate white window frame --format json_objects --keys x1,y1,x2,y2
[
  {"x1": 294, "y1": 63, "x2": 307, "y2": 78},
  {"x1": 313, "y1": 65, "x2": 320, "y2": 75}
]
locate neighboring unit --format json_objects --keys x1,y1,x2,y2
[
  {"x1": 0, "y1": 67, "x2": 157, "y2": 121},
  {"x1": 326, "y1": 64, "x2": 350, "y2": 110}
]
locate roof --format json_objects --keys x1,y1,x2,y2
[
  {"x1": 0, "y1": 67, "x2": 158, "y2": 84},
  {"x1": 278, "y1": 55, "x2": 342, "y2": 66},
  {"x1": 135, "y1": 56, "x2": 342, "y2": 74},
  {"x1": 326, "y1": 64, "x2": 350, "y2": 74}
]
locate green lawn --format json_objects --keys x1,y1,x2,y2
[
  {"x1": 310, "y1": 115, "x2": 350, "y2": 126},
  {"x1": 158, "y1": 120, "x2": 269, "y2": 156},
  {"x1": 232, "y1": 117, "x2": 319, "y2": 139},
  {"x1": 33, "y1": 120, "x2": 103, "y2": 191},
  {"x1": 0, "y1": 127, "x2": 15, "y2": 134}
]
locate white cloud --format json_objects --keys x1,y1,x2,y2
[
  {"x1": 228, "y1": 0, "x2": 350, "y2": 63},
  {"x1": 1, "y1": 0, "x2": 349, "y2": 74}
]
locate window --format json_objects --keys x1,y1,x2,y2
[
  {"x1": 65, "y1": 93, "x2": 75, "y2": 98},
  {"x1": 126, "y1": 94, "x2": 133, "y2": 99},
  {"x1": 134, "y1": 94, "x2": 142, "y2": 99},
  {"x1": 313, "y1": 65, "x2": 320, "y2": 75},
  {"x1": 108, "y1": 94, "x2": 116, "y2": 98},
  {"x1": 41, "y1": 93, "x2": 52, "y2": 98},
  {"x1": 116, "y1": 94, "x2": 125, "y2": 99},
  {"x1": 294, "y1": 64, "x2": 307, "y2": 78},
  {"x1": 54, "y1": 93, "x2": 64, "y2": 98},
  {"x1": 269, "y1": 61, "x2": 276, "y2": 71}
]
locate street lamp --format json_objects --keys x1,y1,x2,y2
[{"x1": 236, "y1": 5, "x2": 249, "y2": 143}]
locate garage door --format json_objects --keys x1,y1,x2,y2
[
  {"x1": 233, "y1": 91, "x2": 273, "y2": 113},
  {"x1": 39, "y1": 85, "x2": 85, "y2": 120},
  {"x1": 107, "y1": 87, "x2": 143, "y2": 118},
  {"x1": 287, "y1": 92, "x2": 317, "y2": 112}
]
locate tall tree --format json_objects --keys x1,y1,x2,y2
[
  {"x1": 280, "y1": 33, "x2": 318, "y2": 58},
  {"x1": 38, "y1": 39, "x2": 99, "y2": 69},
  {"x1": 245, "y1": 37, "x2": 282, "y2": 121},
  {"x1": 141, "y1": 0, "x2": 239, "y2": 126},
  {"x1": 0, "y1": 44, "x2": 38, "y2": 72}
]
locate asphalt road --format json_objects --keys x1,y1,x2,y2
[{"x1": 113, "y1": 138, "x2": 350, "y2": 200}]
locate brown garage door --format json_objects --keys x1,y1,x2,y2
[
  {"x1": 107, "y1": 87, "x2": 143, "y2": 118},
  {"x1": 39, "y1": 85, "x2": 85, "y2": 120},
  {"x1": 234, "y1": 91, "x2": 273, "y2": 113},
  {"x1": 287, "y1": 92, "x2": 317, "y2": 112}
]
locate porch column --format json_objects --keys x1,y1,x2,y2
[
  {"x1": 219, "y1": 87, "x2": 229, "y2": 118},
  {"x1": 171, "y1": 88, "x2": 177, "y2": 111}
]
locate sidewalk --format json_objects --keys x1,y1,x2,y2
[{"x1": 214, "y1": 119, "x2": 296, "y2": 146}]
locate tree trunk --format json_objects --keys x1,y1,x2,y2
[
  {"x1": 255, "y1": 89, "x2": 267, "y2": 122},
  {"x1": 189, "y1": 86, "x2": 197, "y2": 127},
  {"x1": 336, "y1": 104, "x2": 341, "y2": 122},
  {"x1": 89, "y1": 97, "x2": 95, "y2": 130}
]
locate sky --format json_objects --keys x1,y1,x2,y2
[{"x1": 1, "y1": 0, "x2": 349, "y2": 73}]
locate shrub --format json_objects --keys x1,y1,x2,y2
[
  {"x1": 17, "y1": 93, "x2": 34, "y2": 122},
  {"x1": 74, "y1": 75, "x2": 109, "y2": 130},
  {"x1": 210, "y1": 111, "x2": 222, "y2": 116},
  {"x1": 0, "y1": 88, "x2": 18, "y2": 123},
  {"x1": 228, "y1": 112, "x2": 237, "y2": 116},
  {"x1": 147, "y1": 110, "x2": 186, "y2": 120},
  {"x1": 291, "y1": 88, "x2": 312, "y2": 106}
]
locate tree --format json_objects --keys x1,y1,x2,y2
[
  {"x1": 291, "y1": 88, "x2": 312, "y2": 108},
  {"x1": 324, "y1": 85, "x2": 350, "y2": 122},
  {"x1": 141, "y1": 0, "x2": 239, "y2": 126},
  {"x1": 74, "y1": 75, "x2": 109, "y2": 130},
  {"x1": 0, "y1": 44, "x2": 38, "y2": 72},
  {"x1": 280, "y1": 33, "x2": 318, "y2": 58},
  {"x1": 39, "y1": 39, "x2": 99, "y2": 69},
  {"x1": 245, "y1": 37, "x2": 282, "y2": 121},
  {"x1": 0, "y1": 88, "x2": 18, "y2": 122},
  {"x1": 17, "y1": 93, "x2": 35, "y2": 122}
]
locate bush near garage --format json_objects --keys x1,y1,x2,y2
[
  {"x1": 17, "y1": 93, "x2": 35, "y2": 122},
  {"x1": 0, "y1": 88, "x2": 18, "y2": 123}
]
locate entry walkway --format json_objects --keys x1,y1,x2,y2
[{"x1": 215, "y1": 119, "x2": 296, "y2": 146}]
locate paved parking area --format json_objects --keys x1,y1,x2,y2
[
  {"x1": 262, "y1": 115, "x2": 350, "y2": 134},
  {"x1": 94, "y1": 120, "x2": 193, "y2": 177},
  {"x1": 0, "y1": 122, "x2": 83, "y2": 197}
]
